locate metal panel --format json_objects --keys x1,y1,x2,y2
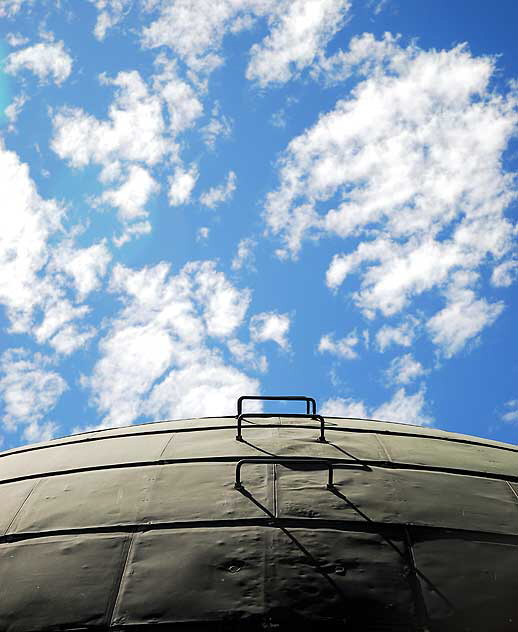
[
  {"x1": 386, "y1": 469, "x2": 518, "y2": 535},
  {"x1": 268, "y1": 528, "x2": 417, "y2": 629},
  {"x1": 170, "y1": 421, "x2": 387, "y2": 462},
  {"x1": 380, "y1": 434, "x2": 518, "y2": 477},
  {"x1": 413, "y1": 537, "x2": 518, "y2": 631},
  {"x1": 276, "y1": 465, "x2": 518, "y2": 535},
  {"x1": 0, "y1": 533, "x2": 128, "y2": 632},
  {"x1": 8, "y1": 467, "x2": 155, "y2": 534},
  {"x1": 326, "y1": 418, "x2": 518, "y2": 450},
  {"x1": 0, "y1": 479, "x2": 35, "y2": 535},
  {"x1": 0, "y1": 433, "x2": 171, "y2": 483},
  {"x1": 113, "y1": 527, "x2": 417, "y2": 629},
  {"x1": 112, "y1": 527, "x2": 265, "y2": 626},
  {"x1": 168, "y1": 426, "x2": 277, "y2": 459},
  {"x1": 139, "y1": 461, "x2": 272, "y2": 523},
  {"x1": 276, "y1": 463, "x2": 399, "y2": 524}
]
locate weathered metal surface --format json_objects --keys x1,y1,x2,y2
[
  {"x1": 0, "y1": 433, "x2": 171, "y2": 483},
  {"x1": 138, "y1": 462, "x2": 271, "y2": 524},
  {"x1": 112, "y1": 527, "x2": 266, "y2": 626},
  {"x1": 9, "y1": 468, "x2": 152, "y2": 534},
  {"x1": 0, "y1": 480, "x2": 35, "y2": 535},
  {"x1": 0, "y1": 411, "x2": 517, "y2": 631},
  {"x1": 0, "y1": 534, "x2": 128, "y2": 631},
  {"x1": 277, "y1": 465, "x2": 518, "y2": 535},
  {"x1": 380, "y1": 433, "x2": 518, "y2": 478},
  {"x1": 413, "y1": 537, "x2": 518, "y2": 631}
]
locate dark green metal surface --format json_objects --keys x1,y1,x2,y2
[{"x1": 0, "y1": 412, "x2": 517, "y2": 630}]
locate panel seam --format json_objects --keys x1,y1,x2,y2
[
  {"x1": 4, "y1": 478, "x2": 42, "y2": 535},
  {"x1": 106, "y1": 531, "x2": 135, "y2": 627},
  {"x1": 158, "y1": 432, "x2": 175, "y2": 459},
  {"x1": 374, "y1": 433, "x2": 392, "y2": 462}
]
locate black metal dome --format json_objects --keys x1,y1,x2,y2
[{"x1": 0, "y1": 395, "x2": 517, "y2": 631}]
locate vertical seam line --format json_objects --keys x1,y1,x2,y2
[
  {"x1": 375, "y1": 433, "x2": 392, "y2": 462},
  {"x1": 158, "y1": 432, "x2": 175, "y2": 459},
  {"x1": 506, "y1": 480, "x2": 518, "y2": 502},
  {"x1": 107, "y1": 530, "x2": 136, "y2": 626},
  {"x1": 4, "y1": 478, "x2": 42, "y2": 535}
]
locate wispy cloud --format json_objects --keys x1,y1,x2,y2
[
  {"x1": 250, "y1": 311, "x2": 291, "y2": 350},
  {"x1": 200, "y1": 170, "x2": 237, "y2": 209},
  {"x1": 322, "y1": 386, "x2": 433, "y2": 426},
  {"x1": 0, "y1": 349, "x2": 66, "y2": 442},
  {"x1": 5, "y1": 39, "x2": 72, "y2": 85},
  {"x1": 318, "y1": 330, "x2": 360, "y2": 360}
]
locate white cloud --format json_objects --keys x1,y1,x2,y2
[
  {"x1": 5, "y1": 40, "x2": 72, "y2": 85},
  {"x1": 146, "y1": 357, "x2": 260, "y2": 420},
  {"x1": 227, "y1": 338, "x2": 267, "y2": 372},
  {"x1": 52, "y1": 65, "x2": 204, "y2": 240},
  {"x1": 232, "y1": 237, "x2": 257, "y2": 271},
  {"x1": 201, "y1": 112, "x2": 232, "y2": 149},
  {"x1": 168, "y1": 164, "x2": 198, "y2": 206},
  {"x1": 0, "y1": 139, "x2": 64, "y2": 331},
  {"x1": 314, "y1": 31, "x2": 403, "y2": 84},
  {"x1": 6, "y1": 33, "x2": 29, "y2": 47},
  {"x1": 491, "y1": 260, "x2": 518, "y2": 287},
  {"x1": 247, "y1": 0, "x2": 350, "y2": 86},
  {"x1": 141, "y1": 0, "x2": 269, "y2": 77},
  {"x1": 250, "y1": 311, "x2": 291, "y2": 350},
  {"x1": 48, "y1": 325, "x2": 96, "y2": 355},
  {"x1": 385, "y1": 353, "x2": 425, "y2": 385},
  {"x1": 502, "y1": 400, "x2": 518, "y2": 423},
  {"x1": 318, "y1": 330, "x2": 359, "y2": 359},
  {"x1": 265, "y1": 37, "x2": 516, "y2": 352},
  {"x1": 142, "y1": 0, "x2": 350, "y2": 86},
  {"x1": 0, "y1": 0, "x2": 32, "y2": 18},
  {"x1": 321, "y1": 397, "x2": 367, "y2": 419},
  {"x1": 101, "y1": 165, "x2": 159, "y2": 231},
  {"x1": 52, "y1": 241, "x2": 112, "y2": 299},
  {"x1": 0, "y1": 141, "x2": 104, "y2": 353},
  {"x1": 34, "y1": 300, "x2": 89, "y2": 346},
  {"x1": 375, "y1": 316, "x2": 419, "y2": 352},
  {"x1": 52, "y1": 71, "x2": 169, "y2": 168},
  {"x1": 83, "y1": 260, "x2": 255, "y2": 427},
  {"x1": 192, "y1": 260, "x2": 251, "y2": 337},
  {"x1": 23, "y1": 420, "x2": 59, "y2": 443},
  {"x1": 89, "y1": 0, "x2": 132, "y2": 39},
  {"x1": 0, "y1": 349, "x2": 66, "y2": 441},
  {"x1": 196, "y1": 227, "x2": 210, "y2": 242},
  {"x1": 200, "y1": 170, "x2": 237, "y2": 209},
  {"x1": 4, "y1": 93, "x2": 27, "y2": 127},
  {"x1": 322, "y1": 385, "x2": 432, "y2": 426},
  {"x1": 153, "y1": 54, "x2": 203, "y2": 133},
  {"x1": 427, "y1": 284, "x2": 504, "y2": 358},
  {"x1": 373, "y1": 386, "x2": 432, "y2": 425}
]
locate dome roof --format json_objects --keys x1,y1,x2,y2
[{"x1": 0, "y1": 395, "x2": 517, "y2": 631}]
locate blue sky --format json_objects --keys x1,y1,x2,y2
[{"x1": 0, "y1": 0, "x2": 516, "y2": 449}]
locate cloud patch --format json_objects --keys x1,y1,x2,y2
[
  {"x1": 5, "y1": 40, "x2": 72, "y2": 85},
  {"x1": 250, "y1": 311, "x2": 291, "y2": 350},
  {"x1": 200, "y1": 170, "x2": 237, "y2": 209},
  {"x1": 83, "y1": 260, "x2": 257, "y2": 427},
  {"x1": 0, "y1": 349, "x2": 66, "y2": 442},
  {"x1": 265, "y1": 36, "x2": 517, "y2": 356},
  {"x1": 322, "y1": 386, "x2": 432, "y2": 426}
]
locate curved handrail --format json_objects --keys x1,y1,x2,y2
[
  {"x1": 236, "y1": 395, "x2": 317, "y2": 417},
  {"x1": 236, "y1": 412, "x2": 327, "y2": 443},
  {"x1": 234, "y1": 457, "x2": 335, "y2": 491}
]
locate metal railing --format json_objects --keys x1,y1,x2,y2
[
  {"x1": 234, "y1": 457, "x2": 335, "y2": 492},
  {"x1": 235, "y1": 395, "x2": 327, "y2": 443}
]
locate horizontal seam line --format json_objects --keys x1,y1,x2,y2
[
  {"x1": 0, "y1": 456, "x2": 516, "y2": 487},
  {"x1": 2, "y1": 518, "x2": 518, "y2": 546},
  {"x1": 1, "y1": 424, "x2": 516, "y2": 461}
]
